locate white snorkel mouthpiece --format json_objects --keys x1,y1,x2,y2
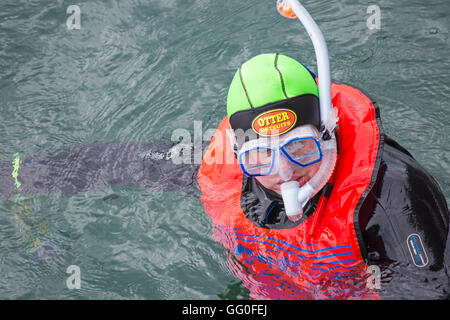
[
  {"x1": 280, "y1": 180, "x2": 303, "y2": 221},
  {"x1": 278, "y1": 0, "x2": 338, "y2": 222}
]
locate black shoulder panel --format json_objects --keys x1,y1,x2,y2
[{"x1": 361, "y1": 140, "x2": 449, "y2": 269}]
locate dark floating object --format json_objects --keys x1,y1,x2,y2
[
  {"x1": 103, "y1": 193, "x2": 119, "y2": 201},
  {"x1": 32, "y1": 245, "x2": 56, "y2": 260}
]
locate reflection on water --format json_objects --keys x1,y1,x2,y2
[{"x1": 212, "y1": 224, "x2": 380, "y2": 300}]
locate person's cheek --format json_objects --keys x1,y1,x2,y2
[
  {"x1": 309, "y1": 162, "x2": 321, "y2": 177},
  {"x1": 255, "y1": 175, "x2": 277, "y2": 190},
  {"x1": 300, "y1": 162, "x2": 321, "y2": 181}
]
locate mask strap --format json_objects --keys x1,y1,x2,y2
[{"x1": 225, "y1": 129, "x2": 239, "y2": 158}]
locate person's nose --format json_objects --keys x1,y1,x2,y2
[{"x1": 278, "y1": 153, "x2": 295, "y2": 181}]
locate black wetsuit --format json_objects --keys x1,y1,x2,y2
[
  {"x1": 0, "y1": 140, "x2": 200, "y2": 199},
  {"x1": 1, "y1": 135, "x2": 449, "y2": 298}
]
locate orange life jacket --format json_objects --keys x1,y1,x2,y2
[{"x1": 198, "y1": 82, "x2": 383, "y2": 299}]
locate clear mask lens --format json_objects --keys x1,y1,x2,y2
[
  {"x1": 240, "y1": 147, "x2": 274, "y2": 176},
  {"x1": 281, "y1": 137, "x2": 322, "y2": 166}
]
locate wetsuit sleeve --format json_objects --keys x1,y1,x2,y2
[
  {"x1": 360, "y1": 135, "x2": 450, "y2": 298},
  {"x1": 0, "y1": 141, "x2": 200, "y2": 200}
]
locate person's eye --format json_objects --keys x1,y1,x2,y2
[{"x1": 288, "y1": 140, "x2": 304, "y2": 151}]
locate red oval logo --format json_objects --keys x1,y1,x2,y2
[{"x1": 251, "y1": 108, "x2": 297, "y2": 136}]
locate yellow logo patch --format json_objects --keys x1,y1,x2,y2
[{"x1": 251, "y1": 108, "x2": 297, "y2": 136}]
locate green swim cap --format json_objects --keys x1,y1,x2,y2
[
  {"x1": 227, "y1": 53, "x2": 318, "y2": 117},
  {"x1": 227, "y1": 53, "x2": 321, "y2": 136}
]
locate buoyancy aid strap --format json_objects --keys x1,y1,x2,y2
[
  {"x1": 307, "y1": 168, "x2": 336, "y2": 238},
  {"x1": 330, "y1": 81, "x2": 384, "y2": 265}
]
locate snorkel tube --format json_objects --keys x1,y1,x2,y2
[{"x1": 278, "y1": 0, "x2": 338, "y2": 221}]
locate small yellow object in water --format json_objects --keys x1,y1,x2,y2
[{"x1": 32, "y1": 238, "x2": 41, "y2": 248}]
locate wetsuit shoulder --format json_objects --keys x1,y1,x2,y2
[{"x1": 360, "y1": 134, "x2": 449, "y2": 269}]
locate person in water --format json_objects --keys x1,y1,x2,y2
[
  {"x1": 197, "y1": 53, "x2": 450, "y2": 299},
  {"x1": 2, "y1": 54, "x2": 449, "y2": 299}
]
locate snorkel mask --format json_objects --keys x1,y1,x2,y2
[
  {"x1": 226, "y1": 0, "x2": 338, "y2": 222},
  {"x1": 238, "y1": 125, "x2": 323, "y2": 181}
]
